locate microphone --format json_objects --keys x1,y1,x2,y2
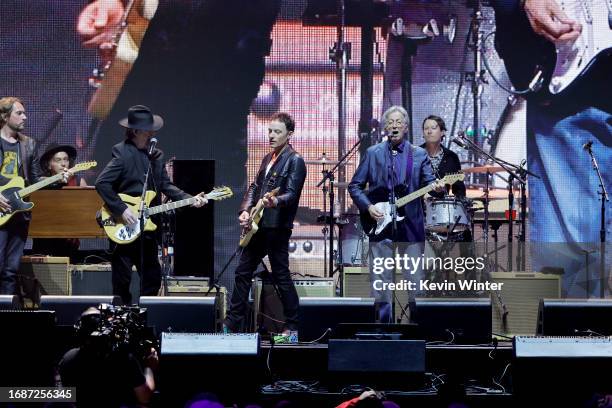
[
  {"x1": 452, "y1": 136, "x2": 466, "y2": 148},
  {"x1": 583, "y1": 140, "x2": 593, "y2": 151},
  {"x1": 147, "y1": 137, "x2": 158, "y2": 156}
]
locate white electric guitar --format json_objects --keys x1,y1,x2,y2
[
  {"x1": 547, "y1": 0, "x2": 612, "y2": 94},
  {"x1": 360, "y1": 173, "x2": 465, "y2": 237}
]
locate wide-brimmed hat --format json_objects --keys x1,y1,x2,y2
[
  {"x1": 118, "y1": 105, "x2": 164, "y2": 131},
  {"x1": 40, "y1": 143, "x2": 77, "y2": 170}
]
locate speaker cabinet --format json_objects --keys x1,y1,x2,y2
[
  {"x1": 172, "y1": 160, "x2": 215, "y2": 278},
  {"x1": 139, "y1": 296, "x2": 217, "y2": 334},
  {"x1": 70, "y1": 263, "x2": 140, "y2": 301},
  {"x1": 164, "y1": 285, "x2": 227, "y2": 329},
  {"x1": 537, "y1": 299, "x2": 612, "y2": 336},
  {"x1": 40, "y1": 295, "x2": 121, "y2": 326},
  {"x1": 18, "y1": 256, "x2": 70, "y2": 300},
  {"x1": 490, "y1": 272, "x2": 561, "y2": 335},
  {"x1": 0, "y1": 295, "x2": 19, "y2": 309}
]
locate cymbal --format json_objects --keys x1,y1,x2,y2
[
  {"x1": 305, "y1": 158, "x2": 341, "y2": 165},
  {"x1": 462, "y1": 165, "x2": 505, "y2": 174}
]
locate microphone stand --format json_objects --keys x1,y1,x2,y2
[
  {"x1": 584, "y1": 143, "x2": 609, "y2": 298},
  {"x1": 317, "y1": 134, "x2": 364, "y2": 292},
  {"x1": 139, "y1": 154, "x2": 154, "y2": 304}
]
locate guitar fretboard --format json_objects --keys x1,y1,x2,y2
[
  {"x1": 147, "y1": 197, "x2": 196, "y2": 216},
  {"x1": 20, "y1": 173, "x2": 73, "y2": 197},
  {"x1": 395, "y1": 184, "x2": 435, "y2": 209}
]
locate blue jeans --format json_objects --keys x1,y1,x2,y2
[
  {"x1": 0, "y1": 214, "x2": 29, "y2": 295},
  {"x1": 528, "y1": 105, "x2": 612, "y2": 297}
]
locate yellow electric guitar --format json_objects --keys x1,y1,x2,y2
[
  {"x1": 0, "y1": 161, "x2": 97, "y2": 227},
  {"x1": 99, "y1": 186, "x2": 233, "y2": 244},
  {"x1": 239, "y1": 187, "x2": 281, "y2": 248}
]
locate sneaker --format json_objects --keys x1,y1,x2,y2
[{"x1": 273, "y1": 331, "x2": 298, "y2": 344}]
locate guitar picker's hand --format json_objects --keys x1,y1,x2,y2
[
  {"x1": 238, "y1": 211, "x2": 251, "y2": 228},
  {"x1": 0, "y1": 195, "x2": 11, "y2": 213},
  {"x1": 262, "y1": 194, "x2": 278, "y2": 208},
  {"x1": 432, "y1": 179, "x2": 446, "y2": 193},
  {"x1": 60, "y1": 167, "x2": 73, "y2": 183},
  {"x1": 524, "y1": 0, "x2": 582, "y2": 43},
  {"x1": 77, "y1": 0, "x2": 125, "y2": 48},
  {"x1": 368, "y1": 204, "x2": 384, "y2": 221},
  {"x1": 122, "y1": 208, "x2": 138, "y2": 226},
  {"x1": 191, "y1": 192, "x2": 208, "y2": 208}
]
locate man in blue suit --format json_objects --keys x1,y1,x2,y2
[{"x1": 349, "y1": 105, "x2": 444, "y2": 322}]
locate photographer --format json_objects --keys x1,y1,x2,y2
[{"x1": 58, "y1": 306, "x2": 158, "y2": 407}]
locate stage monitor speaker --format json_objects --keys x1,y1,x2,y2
[
  {"x1": 0, "y1": 310, "x2": 56, "y2": 386},
  {"x1": 0, "y1": 295, "x2": 20, "y2": 309},
  {"x1": 164, "y1": 285, "x2": 227, "y2": 329},
  {"x1": 172, "y1": 160, "x2": 215, "y2": 278},
  {"x1": 490, "y1": 272, "x2": 561, "y2": 335},
  {"x1": 298, "y1": 297, "x2": 376, "y2": 342},
  {"x1": 70, "y1": 263, "x2": 140, "y2": 301},
  {"x1": 252, "y1": 277, "x2": 335, "y2": 333},
  {"x1": 160, "y1": 333, "x2": 260, "y2": 404},
  {"x1": 139, "y1": 296, "x2": 216, "y2": 335},
  {"x1": 414, "y1": 298, "x2": 492, "y2": 345},
  {"x1": 40, "y1": 295, "x2": 121, "y2": 326},
  {"x1": 537, "y1": 299, "x2": 612, "y2": 336},
  {"x1": 18, "y1": 256, "x2": 71, "y2": 302}
]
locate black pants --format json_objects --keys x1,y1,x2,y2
[
  {"x1": 225, "y1": 227, "x2": 299, "y2": 332},
  {"x1": 111, "y1": 234, "x2": 161, "y2": 305},
  {"x1": 0, "y1": 214, "x2": 29, "y2": 295}
]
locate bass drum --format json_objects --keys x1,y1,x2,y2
[{"x1": 338, "y1": 214, "x2": 369, "y2": 266}]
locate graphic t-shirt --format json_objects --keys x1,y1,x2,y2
[{"x1": 0, "y1": 138, "x2": 19, "y2": 182}]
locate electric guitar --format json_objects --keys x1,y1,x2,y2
[
  {"x1": 360, "y1": 173, "x2": 465, "y2": 237},
  {"x1": 239, "y1": 187, "x2": 280, "y2": 248},
  {"x1": 0, "y1": 161, "x2": 97, "y2": 227},
  {"x1": 503, "y1": 0, "x2": 611, "y2": 96},
  {"x1": 99, "y1": 186, "x2": 233, "y2": 244}
]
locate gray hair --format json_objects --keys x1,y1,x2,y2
[{"x1": 381, "y1": 105, "x2": 409, "y2": 125}]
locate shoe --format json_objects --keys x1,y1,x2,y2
[
  {"x1": 273, "y1": 331, "x2": 298, "y2": 344},
  {"x1": 222, "y1": 324, "x2": 233, "y2": 334}
]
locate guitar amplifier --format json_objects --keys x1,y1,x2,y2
[
  {"x1": 165, "y1": 285, "x2": 227, "y2": 327},
  {"x1": 19, "y1": 256, "x2": 71, "y2": 297},
  {"x1": 490, "y1": 272, "x2": 561, "y2": 336},
  {"x1": 166, "y1": 276, "x2": 210, "y2": 288},
  {"x1": 70, "y1": 263, "x2": 140, "y2": 301}
]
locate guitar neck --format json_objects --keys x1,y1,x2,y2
[
  {"x1": 19, "y1": 173, "x2": 69, "y2": 197},
  {"x1": 395, "y1": 183, "x2": 435, "y2": 209},
  {"x1": 147, "y1": 196, "x2": 196, "y2": 216}
]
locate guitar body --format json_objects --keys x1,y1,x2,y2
[
  {"x1": 99, "y1": 191, "x2": 157, "y2": 244},
  {"x1": 0, "y1": 177, "x2": 34, "y2": 228},
  {"x1": 239, "y1": 207, "x2": 263, "y2": 248},
  {"x1": 359, "y1": 187, "x2": 408, "y2": 239}
]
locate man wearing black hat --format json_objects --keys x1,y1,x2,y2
[
  {"x1": 39, "y1": 143, "x2": 87, "y2": 188},
  {"x1": 96, "y1": 105, "x2": 208, "y2": 304}
]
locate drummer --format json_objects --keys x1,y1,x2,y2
[{"x1": 420, "y1": 115, "x2": 466, "y2": 197}]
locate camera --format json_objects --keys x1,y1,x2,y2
[{"x1": 75, "y1": 304, "x2": 156, "y2": 361}]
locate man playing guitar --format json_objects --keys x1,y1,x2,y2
[{"x1": 224, "y1": 112, "x2": 306, "y2": 343}]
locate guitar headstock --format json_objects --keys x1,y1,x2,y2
[
  {"x1": 206, "y1": 186, "x2": 233, "y2": 201},
  {"x1": 440, "y1": 172, "x2": 465, "y2": 185},
  {"x1": 71, "y1": 161, "x2": 98, "y2": 172}
]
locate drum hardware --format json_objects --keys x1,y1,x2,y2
[{"x1": 462, "y1": 165, "x2": 505, "y2": 174}]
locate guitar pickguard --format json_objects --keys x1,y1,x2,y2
[{"x1": 114, "y1": 222, "x2": 142, "y2": 242}]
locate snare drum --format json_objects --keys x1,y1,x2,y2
[{"x1": 425, "y1": 197, "x2": 470, "y2": 234}]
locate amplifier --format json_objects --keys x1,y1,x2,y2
[
  {"x1": 70, "y1": 263, "x2": 140, "y2": 300},
  {"x1": 490, "y1": 272, "x2": 561, "y2": 336},
  {"x1": 19, "y1": 256, "x2": 71, "y2": 299},
  {"x1": 252, "y1": 277, "x2": 335, "y2": 333},
  {"x1": 166, "y1": 276, "x2": 210, "y2": 287},
  {"x1": 165, "y1": 286, "x2": 227, "y2": 327}
]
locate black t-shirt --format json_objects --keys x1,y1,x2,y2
[{"x1": 59, "y1": 347, "x2": 146, "y2": 407}]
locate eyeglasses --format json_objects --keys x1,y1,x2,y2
[{"x1": 386, "y1": 120, "x2": 406, "y2": 126}]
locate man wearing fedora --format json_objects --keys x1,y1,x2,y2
[
  {"x1": 96, "y1": 105, "x2": 208, "y2": 304},
  {"x1": 31, "y1": 143, "x2": 87, "y2": 258}
]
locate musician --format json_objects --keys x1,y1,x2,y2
[
  {"x1": 224, "y1": 112, "x2": 305, "y2": 342},
  {"x1": 420, "y1": 115, "x2": 465, "y2": 197},
  {"x1": 0, "y1": 98, "x2": 44, "y2": 295},
  {"x1": 348, "y1": 106, "x2": 444, "y2": 322},
  {"x1": 30, "y1": 144, "x2": 87, "y2": 258},
  {"x1": 492, "y1": 0, "x2": 611, "y2": 297},
  {"x1": 95, "y1": 105, "x2": 207, "y2": 305}
]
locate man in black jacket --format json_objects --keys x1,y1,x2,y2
[
  {"x1": 96, "y1": 105, "x2": 207, "y2": 304},
  {"x1": 224, "y1": 112, "x2": 306, "y2": 341},
  {"x1": 0, "y1": 97, "x2": 45, "y2": 295}
]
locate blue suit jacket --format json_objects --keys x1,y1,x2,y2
[{"x1": 348, "y1": 141, "x2": 438, "y2": 242}]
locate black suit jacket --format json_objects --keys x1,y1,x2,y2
[
  {"x1": 239, "y1": 144, "x2": 306, "y2": 229},
  {"x1": 95, "y1": 140, "x2": 191, "y2": 217}
]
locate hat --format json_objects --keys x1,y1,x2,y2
[
  {"x1": 118, "y1": 105, "x2": 164, "y2": 131},
  {"x1": 40, "y1": 143, "x2": 77, "y2": 170}
]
